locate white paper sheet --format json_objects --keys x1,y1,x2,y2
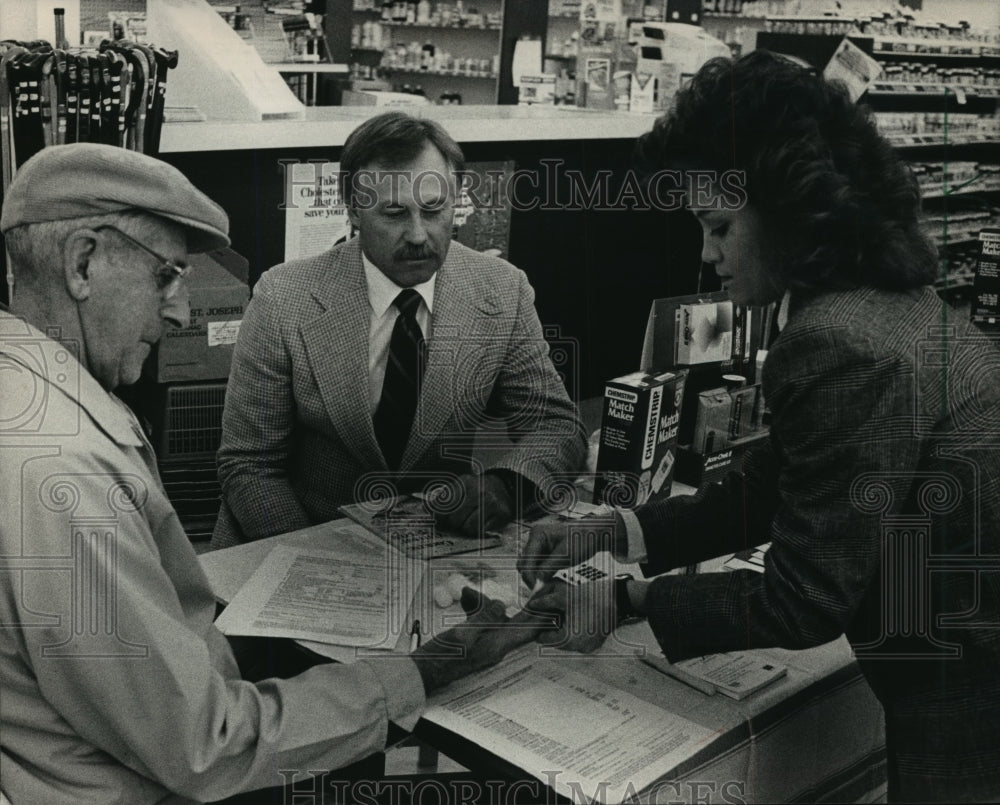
[
  {"x1": 214, "y1": 543, "x2": 421, "y2": 649},
  {"x1": 424, "y1": 653, "x2": 718, "y2": 804},
  {"x1": 283, "y1": 160, "x2": 352, "y2": 261}
]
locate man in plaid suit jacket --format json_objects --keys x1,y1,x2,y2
[{"x1": 213, "y1": 114, "x2": 585, "y2": 546}]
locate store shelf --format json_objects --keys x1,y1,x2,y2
[
  {"x1": 544, "y1": 53, "x2": 577, "y2": 61},
  {"x1": 873, "y1": 38, "x2": 988, "y2": 57},
  {"x1": 922, "y1": 179, "x2": 1000, "y2": 199},
  {"x1": 382, "y1": 67, "x2": 497, "y2": 79},
  {"x1": 380, "y1": 21, "x2": 501, "y2": 31},
  {"x1": 885, "y1": 133, "x2": 1000, "y2": 148},
  {"x1": 162, "y1": 105, "x2": 658, "y2": 152},
  {"x1": 870, "y1": 83, "x2": 1000, "y2": 99}
]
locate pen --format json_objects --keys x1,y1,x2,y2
[{"x1": 409, "y1": 620, "x2": 421, "y2": 653}]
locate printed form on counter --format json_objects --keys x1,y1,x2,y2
[
  {"x1": 214, "y1": 542, "x2": 421, "y2": 650},
  {"x1": 424, "y1": 650, "x2": 718, "y2": 805}
]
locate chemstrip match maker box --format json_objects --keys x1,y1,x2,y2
[
  {"x1": 972, "y1": 228, "x2": 1000, "y2": 324},
  {"x1": 593, "y1": 369, "x2": 687, "y2": 508}
]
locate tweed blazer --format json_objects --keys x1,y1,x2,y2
[
  {"x1": 634, "y1": 285, "x2": 1000, "y2": 800},
  {"x1": 213, "y1": 238, "x2": 585, "y2": 547}
]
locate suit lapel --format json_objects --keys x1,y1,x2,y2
[
  {"x1": 300, "y1": 240, "x2": 387, "y2": 470},
  {"x1": 401, "y1": 246, "x2": 500, "y2": 470}
]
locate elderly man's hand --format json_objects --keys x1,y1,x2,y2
[
  {"x1": 517, "y1": 514, "x2": 625, "y2": 590},
  {"x1": 411, "y1": 589, "x2": 552, "y2": 694},
  {"x1": 434, "y1": 473, "x2": 513, "y2": 537},
  {"x1": 525, "y1": 579, "x2": 618, "y2": 654}
]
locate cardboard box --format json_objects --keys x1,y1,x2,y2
[
  {"x1": 676, "y1": 300, "x2": 734, "y2": 365},
  {"x1": 593, "y1": 368, "x2": 687, "y2": 508},
  {"x1": 691, "y1": 386, "x2": 730, "y2": 454},
  {"x1": 518, "y1": 74, "x2": 557, "y2": 105},
  {"x1": 971, "y1": 228, "x2": 1000, "y2": 323},
  {"x1": 341, "y1": 89, "x2": 429, "y2": 107},
  {"x1": 582, "y1": 57, "x2": 614, "y2": 110},
  {"x1": 675, "y1": 430, "x2": 770, "y2": 487},
  {"x1": 155, "y1": 248, "x2": 250, "y2": 383}
]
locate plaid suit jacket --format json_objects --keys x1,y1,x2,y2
[
  {"x1": 213, "y1": 238, "x2": 585, "y2": 547},
  {"x1": 635, "y1": 285, "x2": 1000, "y2": 799}
]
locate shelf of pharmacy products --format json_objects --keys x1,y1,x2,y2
[
  {"x1": 885, "y1": 133, "x2": 1000, "y2": 148},
  {"x1": 382, "y1": 68, "x2": 497, "y2": 79},
  {"x1": 921, "y1": 179, "x2": 1000, "y2": 199},
  {"x1": 870, "y1": 84, "x2": 1000, "y2": 100},
  {"x1": 379, "y1": 21, "x2": 501, "y2": 30},
  {"x1": 351, "y1": 0, "x2": 503, "y2": 103}
]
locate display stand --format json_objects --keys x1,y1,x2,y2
[{"x1": 146, "y1": 0, "x2": 304, "y2": 121}]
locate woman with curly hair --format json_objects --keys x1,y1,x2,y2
[{"x1": 523, "y1": 50, "x2": 1000, "y2": 802}]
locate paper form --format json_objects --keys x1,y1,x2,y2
[
  {"x1": 214, "y1": 543, "x2": 421, "y2": 649},
  {"x1": 424, "y1": 653, "x2": 718, "y2": 804}
]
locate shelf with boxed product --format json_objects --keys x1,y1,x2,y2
[
  {"x1": 886, "y1": 133, "x2": 1000, "y2": 148},
  {"x1": 382, "y1": 67, "x2": 498, "y2": 79},
  {"x1": 380, "y1": 20, "x2": 501, "y2": 30},
  {"x1": 870, "y1": 84, "x2": 1000, "y2": 99},
  {"x1": 873, "y1": 38, "x2": 986, "y2": 58},
  {"x1": 922, "y1": 180, "x2": 1000, "y2": 199}
]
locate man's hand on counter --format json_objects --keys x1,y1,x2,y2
[
  {"x1": 517, "y1": 513, "x2": 627, "y2": 589},
  {"x1": 410, "y1": 588, "x2": 552, "y2": 695},
  {"x1": 433, "y1": 473, "x2": 513, "y2": 537}
]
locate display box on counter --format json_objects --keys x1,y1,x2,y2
[
  {"x1": 593, "y1": 368, "x2": 687, "y2": 508},
  {"x1": 341, "y1": 89, "x2": 429, "y2": 107},
  {"x1": 154, "y1": 248, "x2": 249, "y2": 383},
  {"x1": 971, "y1": 228, "x2": 1000, "y2": 324},
  {"x1": 675, "y1": 429, "x2": 770, "y2": 487}
]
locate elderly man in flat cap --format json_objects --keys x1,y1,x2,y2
[{"x1": 0, "y1": 144, "x2": 543, "y2": 805}]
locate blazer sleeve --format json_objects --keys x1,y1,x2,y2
[
  {"x1": 216, "y1": 272, "x2": 312, "y2": 541},
  {"x1": 482, "y1": 269, "x2": 588, "y2": 495},
  {"x1": 633, "y1": 440, "x2": 781, "y2": 575},
  {"x1": 641, "y1": 321, "x2": 922, "y2": 661}
]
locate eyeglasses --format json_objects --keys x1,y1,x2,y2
[{"x1": 95, "y1": 225, "x2": 191, "y2": 299}]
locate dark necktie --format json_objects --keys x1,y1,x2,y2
[{"x1": 374, "y1": 289, "x2": 426, "y2": 469}]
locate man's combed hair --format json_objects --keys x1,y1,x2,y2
[
  {"x1": 340, "y1": 111, "x2": 466, "y2": 207},
  {"x1": 635, "y1": 49, "x2": 938, "y2": 292}
]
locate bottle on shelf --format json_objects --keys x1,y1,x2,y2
[
  {"x1": 421, "y1": 41, "x2": 435, "y2": 69},
  {"x1": 406, "y1": 1, "x2": 417, "y2": 24},
  {"x1": 381, "y1": 1, "x2": 392, "y2": 21},
  {"x1": 417, "y1": 0, "x2": 431, "y2": 24}
]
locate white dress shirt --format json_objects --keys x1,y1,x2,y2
[{"x1": 363, "y1": 251, "x2": 436, "y2": 415}]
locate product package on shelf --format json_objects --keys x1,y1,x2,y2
[
  {"x1": 638, "y1": 290, "x2": 774, "y2": 487},
  {"x1": 592, "y1": 368, "x2": 687, "y2": 508},
  {"x1": 971, "y1": 228, "x2": 1000, "y2": 325}
]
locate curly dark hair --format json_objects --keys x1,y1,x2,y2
[{"x1": 634, "y1": 49, "x2": 938, "y2": 292}]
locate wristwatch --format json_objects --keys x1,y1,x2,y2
[{"x1": 615, "y1": 573, "x2": 642, "y2": 624}]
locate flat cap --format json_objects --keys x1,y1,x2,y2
[{"x1": 0, "y1": 143, "x2": 229, "y2": 252}]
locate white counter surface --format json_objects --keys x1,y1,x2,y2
[{"x1": 160, "y1": 104, "x2": 660, "y2": 153}]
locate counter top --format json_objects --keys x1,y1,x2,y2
[{"x1": 159, "y1": 104, "x2": 660, "y2": 153}]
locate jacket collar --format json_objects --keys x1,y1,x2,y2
[{"x1": 0, "y1": 310, "x2": 145, "y2": 447}]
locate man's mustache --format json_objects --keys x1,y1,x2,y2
[{"x1": 395, "y1": 246, "x2": 438, "y2": 261}]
